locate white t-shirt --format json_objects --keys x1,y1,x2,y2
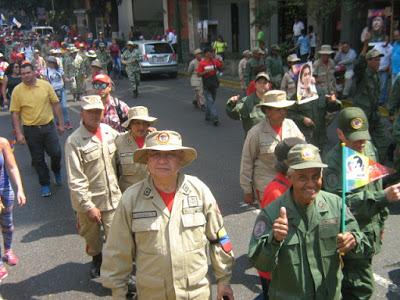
[
  {"x1": 43, "y1": 67, "x2": 64, "y2": 91},
  {"x1": 293, "y1": 21, "x2": 304, "y2": 37}
]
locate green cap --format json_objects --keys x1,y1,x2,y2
[
  {"x1": 366, "y1": 49, "x2": 384, "y2": 60},
  {"x1": 337, "y1": 107, "x2": 371, "y2": 141},
  {"x1": 287, "y1": 144, "x2": 327, "y2": 170}
]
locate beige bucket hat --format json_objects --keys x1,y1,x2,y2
[
  {"x1": 134, "y1": 130, "x2": 197, "y2": 167},
  {"x1": 287, "y1": 53, "x2": 301, "y2": 63},
  {"x1": 257, "y1": 90, "x2": 295, "y2": 108},
  {"x1": 318, "y1": 44, "x2": 334, "y2": 55},
  {"x1": 122, "y1": 106, "x2": 157, "y2": 128},
  {"x1": 81, "y1": 95, "x2": 104, "y2": 110},
  {"x1": 86, "y1": 50, "x2": 97, "y2": 58}
]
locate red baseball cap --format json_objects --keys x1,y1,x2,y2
[{"x1": 93, "y1": 74, "x2": 111, "y2": 84}]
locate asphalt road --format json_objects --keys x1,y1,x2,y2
[{"x1": 0, "y1": 76, "x2": 399, "y2": 299}]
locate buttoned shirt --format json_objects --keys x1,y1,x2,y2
[
  {"x1": 101, "y1": 174, "x2": 234, "y2": 299},
  {"x1": 240, "y1": 118, "x2": 304, "y2": 194},
  {"x1": 65, "y1": 123, "x2": 121, "y2": 213}
]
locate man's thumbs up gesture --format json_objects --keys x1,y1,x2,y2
[{"x1": 273, "y1": 207, "x2": 289, "y2": 242}]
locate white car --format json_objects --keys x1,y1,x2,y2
[{"x1": 31, "y1": 26, "x2": 54, "y2": 36}]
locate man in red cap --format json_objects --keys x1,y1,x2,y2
[{"x1": 92, "y1": 74, "x2": 129, "y2": 132}]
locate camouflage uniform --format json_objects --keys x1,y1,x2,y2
[
  {"x1": 121, "y1": 48, "x2": 141, "y2": 96},
  {"x1": 72, "y1": 53, "x2": 86, "y2": 99},
  {"x1": 96, "y1": 49, "x2": 112, "y2": 73}
]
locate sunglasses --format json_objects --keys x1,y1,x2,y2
[{"x1": 92, "y1": 82, "x2": 108, "y2": 90}]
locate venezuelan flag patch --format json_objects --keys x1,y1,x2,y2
[{"x1": 217, "y1": 227, "x2": 232, "y2": 253}]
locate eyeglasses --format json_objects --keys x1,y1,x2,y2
[{"x1": 92, "y1": 82, "x2": 108, "y2": 90}]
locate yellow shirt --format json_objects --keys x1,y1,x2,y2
[{"x1": 10, "y1": 79, "x2": 59, "y2": 126}]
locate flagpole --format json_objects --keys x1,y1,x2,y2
[{"x1": 341, "y1": 143, "x2": 346, "y2": 233}]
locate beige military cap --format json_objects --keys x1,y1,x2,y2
[
  {"x1": 193, "y1": 48, "x2": 202, "y2": 55},
  {"x1": 134, "y1": 130, "x2": 197, "y2": 167},
  {"x1": 81, "y1": 95, "x2": 104, "y2": 110},
  {"x1": 122, "y1": 106, "x2": 157, "y2": 128},
  {"x1": 257, "y1": 90, "x2": 295, "y2": 108}
]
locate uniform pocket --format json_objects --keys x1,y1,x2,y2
[
  {"x1": 82, "y1": 146, "x2": 100, "y2": 162},
  {"x1": 319, "y1": 224, "x2": 338, "y2": 256},
  {"x1": 132, "y1": 217, "x2": 163, "y2": 254},
  {"x1": 281, "y1": 233, "x2": 300, "y2": 264},
  {"x1": 181, "y1": 213, "x2": 207, "y2": 251}
]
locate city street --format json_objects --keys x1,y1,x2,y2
[{"x1": 0, "y1": 75, "x2": 399, "y2": 299}]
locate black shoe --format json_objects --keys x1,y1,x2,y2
[
  {"x1": 90, "y1": 253, "x2": 102, "y2": 278},
  {"x1": 200, "y1": 105, "x2": 206, "y2": 112},
  {"x1": 192, "y1": 100, "x2": 198, "y2": 108},
  {"x1": 213, "y1": 120, "x2": 219, "y2": 126},
  {"x1": 126, "y1": 273, "x2": 137, "y2": 299}
]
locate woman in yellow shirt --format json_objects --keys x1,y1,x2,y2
[{"x1": 212, "y1": 35, "x2": 228, "y2": 61}]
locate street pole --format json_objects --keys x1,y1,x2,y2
[{"x1": 175, "y1": 0, "x2": 183, "y2": 63}]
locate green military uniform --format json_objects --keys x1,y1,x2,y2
[
  {"x1": 353, "y1": 50, "x2": 389, "y2": 163},
  {"x1": 249, "y1": 143, "x2": 366, "y2": 300},
  {"x1": 249, "y1": 190, "x2": 365, "y2": 300},
  {"x1": 244, "y1": 56, "x2": 266, "y2": 86},
  {"x1": 265, "y1": 55, "x2": 284, "y2": 89},
  {"x1": 324, "y1": 107, "x2": 388, "y2": 300},
  {"x1": 226, "y1": 93, "x2": 264, "y2": 134},
  {"x1": 388, "y1": 75, "x2": 400, "y2": 117},
  {"x1": 288, "y1": 90, "x2": 342, "y2": 150},
  {"x1": 96, "y1": 49, "x2": 112, "y2": 72},
  {"x1": 121, "y1": 46, "x2": 141, "y2": 96}
]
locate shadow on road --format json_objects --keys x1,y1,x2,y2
[
  {"x1": 0, "y1": 262, "x2": 110, "y2": 299},
  {"x1": 231, "y1": 254, "x2": 262, "y2": 294},
  {"x1": 386, "y1": 268, "x2": 400, "y2": 299},
  {"x1": 20, "y1": 218, "x2": 76, "y2": 243}
]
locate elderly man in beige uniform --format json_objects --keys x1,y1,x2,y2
[
  {"x1": 240, "y1": 90, "x2": 304, "y2": 204},
  {"x1": 116, "y1": 106, "x2": 157, "y2": 192},
  {"x1": 101, "y1": 130, "x2": 235, "y2": 300},
  {"x1": 65, "y1": 95, "x2": 121, "y2": 278},
  {"x1": 313, "y1": 44, "x2": 336, "y2": 95},
  {"x1": 187, "y1": 48, "x2": 205, "y2": 110}
]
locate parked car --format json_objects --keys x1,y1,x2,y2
[
  {"x1": 133, "y1": 40, "x2": 178, "y2": 78},
  {"x1": 31, "y1": 26, "x2": 54, "y2": 36}
]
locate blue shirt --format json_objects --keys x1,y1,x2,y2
[
  {"x1": 297, "y1": 35, "x2": 310, "y2": 56},
  {"x1": 391, "y1": 42, "x2": 400, "y2": 77}
]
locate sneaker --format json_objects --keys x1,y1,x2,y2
[
  {"x1": 213, "y1": 120, "x2": 219, "y2": 126},
  {"x1": 0, "y1": 264, "x2": 7, "y2": 282},
  {"x1": 3, "y1": 250, "x2": 18, "y2": 266},
  {"x1": 41, "y1": 185, "x2": 51, "y2": 197},
  {"x1": 54, "y1": 173, "x2": 62, "y2": 186},
  {"x1": 90, "y1": 253, "x2": 102, "y2": 278}
]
